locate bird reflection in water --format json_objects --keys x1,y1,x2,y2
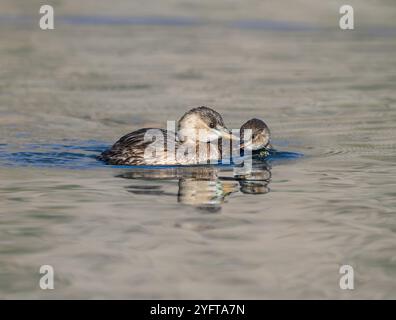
[{"x1": 116, "y1": 162, "x2": 271, "y2": 212}]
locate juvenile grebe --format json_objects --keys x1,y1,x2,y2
[
  {"x1": 100, "y1": 106, "x2": 236, "y2": 166},
  {"x1": 240, "y1": 118, "x2": 271, "y2": 151}
]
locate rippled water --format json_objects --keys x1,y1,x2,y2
[{"x1": 1, "y1": 1, "x2": 396, "y2": 299}]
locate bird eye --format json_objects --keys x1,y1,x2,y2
[{"x1": 209, "y1": 122, "x2": 215, "y2": 128}]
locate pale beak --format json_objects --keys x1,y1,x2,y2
[
  {"x1": 240, "y1": 139, "x2": 255, "y2": 150},
  {"x1": 215, "y1": 127, "x2": 239, "y2": 141}
]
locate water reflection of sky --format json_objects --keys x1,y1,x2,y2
[
  {"x1": 1, "y1": 14, "x2": 396, "y2": 36},
  {"x1": 0, "y1": 14, "x2": 311, "y2": 29}
]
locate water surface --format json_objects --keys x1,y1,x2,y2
[{"x1": 1, "y1": 1, "x2": 396, "y2": 299}]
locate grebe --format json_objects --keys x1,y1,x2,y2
[
  {"x1": 99, "y1": 106, "x2": 237, "y2": 166},
  {"x1": 240, "y1": 118, "x2": 271, "y2": 152}
]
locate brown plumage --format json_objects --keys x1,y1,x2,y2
[
  {"x1": 99, "y1": 107, "x2": 237, "y2": 166},
  {"x1": 240, "y1": 118, "x2": 271, "y2": 151}
]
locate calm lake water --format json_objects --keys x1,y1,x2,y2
[{"x1": 0, "y1": 1, "x2": 396, "y2": 299}]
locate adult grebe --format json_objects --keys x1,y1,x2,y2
[{"x1": 99, "y1": 106, "x2": 236, "y2": 166}]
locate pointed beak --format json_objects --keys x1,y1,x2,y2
[
  {"x1": 215, "y1": 127, "x2": 239, "y2": 141},
  {"x1": 240, "y1": 139, "x2": 254, "y2": 150}
]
